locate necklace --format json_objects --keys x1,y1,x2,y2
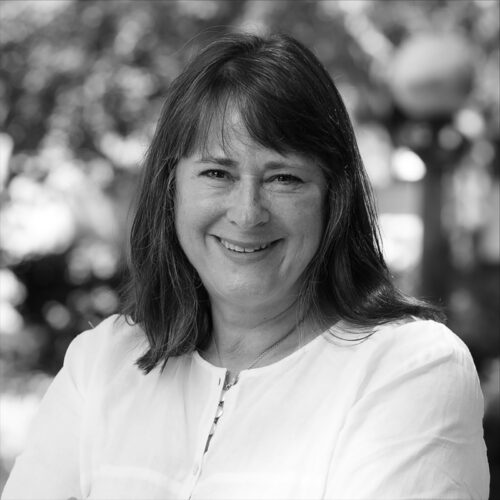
[
  {"x1": 212, "y1": 322, "x2": 300, "y2": 389},
  {"x1": 202, "y1": 322, "x2": 301, "y2": 453}
]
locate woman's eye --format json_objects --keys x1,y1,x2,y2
[
  {"x1": 200, "y1": 169, "x2": 230, "y2": 180},
  {"x1": 268, "y1": 174, "x2": 303, "y2": 185}
]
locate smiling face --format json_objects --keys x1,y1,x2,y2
[{"x1": 174, "y1": 119, "x2": 326, "y2": 312}]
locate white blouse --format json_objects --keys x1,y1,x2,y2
[{"x1": 2, "y1": 315, "x2": 489, "y2": 499}]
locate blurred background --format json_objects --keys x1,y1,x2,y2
[{"x1": 1, "y1": 0, "x2": 498, "y2": 495}]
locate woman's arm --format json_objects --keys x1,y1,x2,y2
[
  {"x1": 2, "y1": 331, "x2": 89, "y2": 500},
  {"x1": 324, "y1": 324, "x2": 490, "y2": 499}
]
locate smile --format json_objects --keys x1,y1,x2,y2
[{"x1": 217, "y1": 238, "x2": 276, "y2": 253}]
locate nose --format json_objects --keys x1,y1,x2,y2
[{"x1": 226, "y1": 178, "x2": 270, "y2": 228}]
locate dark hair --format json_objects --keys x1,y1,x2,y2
[{"x1": 121, "y1": 32, "x2": 444, "y2": 373}]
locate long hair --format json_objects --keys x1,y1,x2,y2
[{"x1": 121, "y1": 33, "x2": 443, "y2": 373}]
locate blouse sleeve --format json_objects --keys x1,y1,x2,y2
[
  {"x1": 324, "y1": 323, "x2": 490, "y2": 500},
  {"x1": 2, "y1": 329, "x2": 92, "y2": 500}
]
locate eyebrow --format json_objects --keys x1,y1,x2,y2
[{"x1": 197, "y1": 155, "x2": 309, "y2": 171}]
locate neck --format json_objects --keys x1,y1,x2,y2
[{"x1": 205, "y1": 296, "x2": 315, "y2": 376}]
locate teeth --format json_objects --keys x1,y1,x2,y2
[{"x1": 220, "y1": 239, "x2": 271, "y2": 253}]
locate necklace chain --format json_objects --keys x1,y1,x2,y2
[
  {"x1": 245, "y1": 326, "x2": 297, "y2": 370},
  {"x1": 212, "y1": 323, "x2": 299, "y2": 389}
]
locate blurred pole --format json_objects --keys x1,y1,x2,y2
[
  {"x1": 0, "y1": 133, "x2": 14, "y2": 191},
  {"x1": 389, "y1": 33, "x2": 475, "y2": 303},
  {"x1": 421, "y1": 147, "x2": 449, "y2": 302}
]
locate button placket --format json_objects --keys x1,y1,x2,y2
[
  {"x1": 188, "y1": 366, "x2": 231, "y2": 499},
  {"x1": 203, "y1": 371, "x2": 238, "y2": 454}
]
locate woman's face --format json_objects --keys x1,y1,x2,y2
[{"x1": 175, "y1": 119, "x2": 326, "y2": 310}]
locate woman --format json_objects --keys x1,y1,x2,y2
[{"x1": 3, "y1": 33, "x2": 489, "y2": 499}]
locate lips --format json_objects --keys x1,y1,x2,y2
[{"x1": 216, "y1": 237, "x2": 278, "y2": 254}]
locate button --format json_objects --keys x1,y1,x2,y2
[{"x1": 215, "y1": 403, "x2": 224, "y2": 419}]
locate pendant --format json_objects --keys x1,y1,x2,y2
[{"x1": 223, "y1": 372, "x2": 239, "y2": 390}]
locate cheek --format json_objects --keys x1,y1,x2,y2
[
  {"x1": 175, "y1": 170, "x2": 204, "y2": 235},
  {"x1": 292, "y1": 197, "x2": 324, "y2": 245},
  {"x1": 174, "y1": 192, "x2": 200, "y2": 250},
  {"x1": 175, "y1": 195, "x2": 220, "y2": 246},
  {"x1": 175, "y1": 204, "x2": 199, "y2": 246}
]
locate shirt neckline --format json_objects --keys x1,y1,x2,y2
[{"x1": 192, "y1": 327, "x2": 330, "y2": 380}]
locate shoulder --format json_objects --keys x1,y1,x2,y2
[
  {"x1": 70, "y1": 313, "x2": 145, "y2": 349},
  {"x1": 67, "y1": 314, "x2": 146, "y2": 361},
  {"x1": 324, "y1": 318, "x2": 480, "y2": 396},
  {"x1": 370, "y1": 319, "x2": 475, "y2": 372},
  {"x1": 63, "y1": 315, "x2": 148, "y2": 392},
  {"x1": 327, "y1": 318, "x2": 472, "y2": 362},
  {"x1": 347, "y1": 319, "x2": 482, "y2": 405}
]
